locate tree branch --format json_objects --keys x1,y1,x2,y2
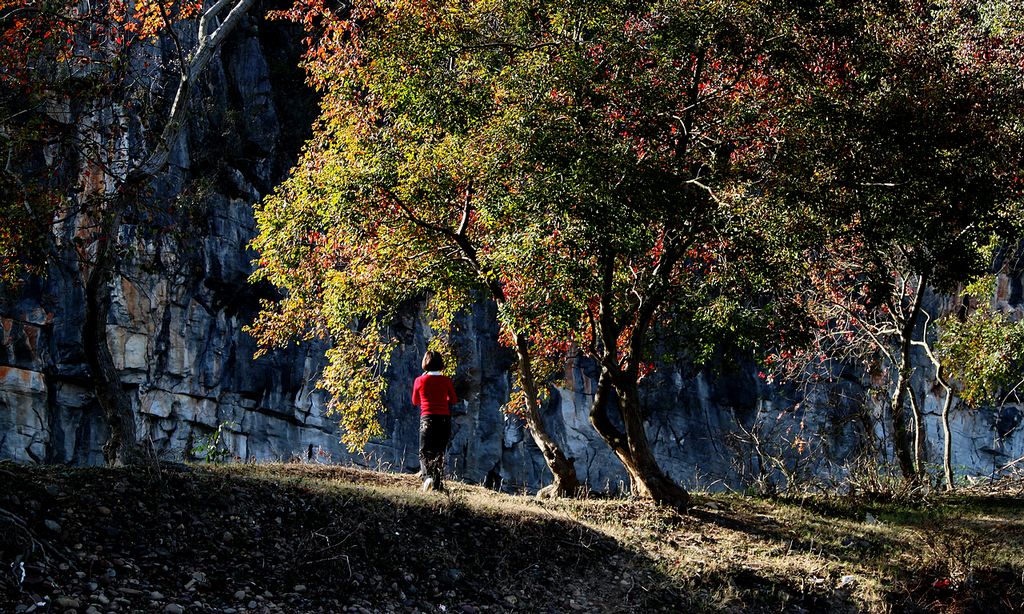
[{"x1": 131, "y1": 0, "x2": 256, "y2": 182}]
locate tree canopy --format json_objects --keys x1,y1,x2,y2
[{"x1": 252, "y1": 0, "x2": 1024, "y2": 499}]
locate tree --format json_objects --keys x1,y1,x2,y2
[
  {"x1": 253, "y1": 0, "x2": 816, "y2": 508},
  {"x1": 483, "y1": 0, "x2": 814, "y2": 509},
  {"x1": 0, "y1": 0, "x2": 256, "y2": 464},
  {"x1": 934, "y1": 273, "x2": 1024, "y2": 490},
  {"x1": 251, "y1": 0, "x2": 584, "y2": 496},
  {"x1": 767, "y1": 0, "x2": 1024, "y2": 484}
]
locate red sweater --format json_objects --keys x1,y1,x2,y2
[{"x1": 412, "y1": 373, "x2": 458, "y2": 416}]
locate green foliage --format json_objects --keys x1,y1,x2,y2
[
  {"x1": 191, "y1": 422, "x2": 237, "y2": 464},
  {"x1": 256, "y1": 0, "x2": 1024, "y2": 458},
  {"x1": 937, "y1": 303, "x2": 1024, "y2": 407},
  {"x1": 253, "y1": 2, "x2": 899, "y2": 468}
]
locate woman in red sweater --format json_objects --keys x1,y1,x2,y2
[{"x1": 412, "y1": 350, "x2": 458, "y2": 492}]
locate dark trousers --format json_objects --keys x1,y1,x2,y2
[{"x1": 419, "y1": 414, "x2": 451, "y2": 484}]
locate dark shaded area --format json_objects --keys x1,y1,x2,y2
[{"x1": 0, "y1": 464, "x2": 682, "y2": 613}]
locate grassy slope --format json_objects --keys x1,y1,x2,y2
[{"x1": 1, "y1": 462, "x2": 1022, "y2": 613}]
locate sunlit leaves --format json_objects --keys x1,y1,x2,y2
[{"x1": 937, "y1": 298, "x2": 1024, "y2": 408}]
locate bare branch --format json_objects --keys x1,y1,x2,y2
[{"x1": 132, "y1": 0, "x2": 256, "y2": 182}]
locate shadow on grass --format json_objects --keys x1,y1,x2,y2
[
  {"x1": 2, "y1": 464, "x2": 680, "y2": 612},
  {"x1": 689, "y1": 496, "x2": 1024, "y2": 614}
]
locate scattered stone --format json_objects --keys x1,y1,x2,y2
[
  {"x1": 248, "y1": 600, "x2": 258, "y2": 609},
  {"x1": 150, "y1": 591, "x2": 165, "y2": 600},
  {"x1": 222, "y1": 531, "x2": 234, "y2": 543},
  {"x1": 163, "y1": 604, "x2": 185, "y2": 614},
  {"x1": 838, "y1": 575, "x2": 858, "y2": 589},
  {"x1": 233, "y1": 590, "x2": 247, "y2": 601},
  {"x1": 55, "y1": 596, "x2": 80, "y2": 609},
  {"x1": 119, "y1": 588, "x2": 142, "y2": 596},
  {"x1": 190, "y1": 571, "x2": 207, "y2": 584},
  {"x1": 45, "y1": 485, "x2": 61, "y2": 497},
  {"x1": 460, "y1": 606, "x2": 478, "y2": 614},
  {"x1": 44, "y1": 520, "x2": 62, "y2": 533},
  {"x1": 293, "y1": 584, "x2": 306, "y2": 593},
  {"x1": 85, "y1": 607, "x2": 101, "y2": 614},
  {"x1": 864, "y1": 512, "x2": 879, "y2": 525},
  {"x1": 97, "y1": 506, "x2": 112, "y2": 516}
]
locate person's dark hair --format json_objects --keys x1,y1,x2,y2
[{"x1": 422, "y1": 350, "x2": 444, "y2": 372}]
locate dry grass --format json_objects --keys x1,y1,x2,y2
[{"x1": 2, "y1": 461, "x2": 1022, "y2": 613}]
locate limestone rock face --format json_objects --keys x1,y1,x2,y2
[{"x1": 2, "y1": 16, "x2": 1023, "y2": 493}]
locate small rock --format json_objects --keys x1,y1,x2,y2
[
  {"x1": 119, "y1": 588, "x2": 142, "y2": 596},
  {"x1": 233, "y1": 590, "x2": 246, "y2": 601},
  {"x1": 163, "y1": 605, "x2": 185, "y2": 614},
  {"x1": 55, "y1": 596, "x2": 80, "y2": 609},
  {"x1": 222, "y1": 531, "x2": 234, "y2": 543},
  {"x1": 45, "y1": 485, "x2": 61, "y2": 497},
  {"x1": 460, "y1": 606, "x2": 478, "y2": 614},
  {"x1": 248, "y1": 600, "x2": 257, "y2": 609},
  {"x1": 190, "y1": 571, "x2": 207, "y2": 584},
  {"x1": 503, "y1": 596, "x2": 517, "y2": 606},
  {"x1": 85, "y1": 607, "x2": 101, "y2": 614},
  {"x1": 293, "y1": 584, "x2": 306, "y2": 593},
  {"x1": 44, "y1": 520, "x2": 62, "y2": 533},
  {"x1": 864, "y1": 512, "x2": 879, "y2": 525},
  {"x1": 837, "y1": 575, "x2": 858, "y2": 589},
  {"x1": 97, "y1": 506, "x2": 112, "y2": 516},
  {"x1": 150, "y1": 591, "x2": 164, "y2": 600}
]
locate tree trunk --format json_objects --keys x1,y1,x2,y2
[
  {"x1": 588, "y1": 367, "x2": 689, "y2": 510},
  {"x1": 513, "y1": 333, "x2": 581, "y2": 498},
  {"x1": 614, "y1": 382, "x2": 690, "y2": 509},
  {"x1": 938, "y1": 374, "x2": 955, "y2": 491},
  {"x1": 83, "y1": 217, "x2": 141, "y2": 466},
  {"x1": 889, "y1": 369, "x2": 918, "y2": 482},
  {"x1": 450, "y1": 231, "x2": 582, "y2": 498},
  {"x1": 889, "y1": 273, "x2": 929, "y2": 484},
  {"x1": 908, "y1": 388, "x2": 925, "y2": 474}
]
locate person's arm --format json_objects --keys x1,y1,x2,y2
[{"x1": 412, "y1": 377, "x2": 422, "y2": 408}]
